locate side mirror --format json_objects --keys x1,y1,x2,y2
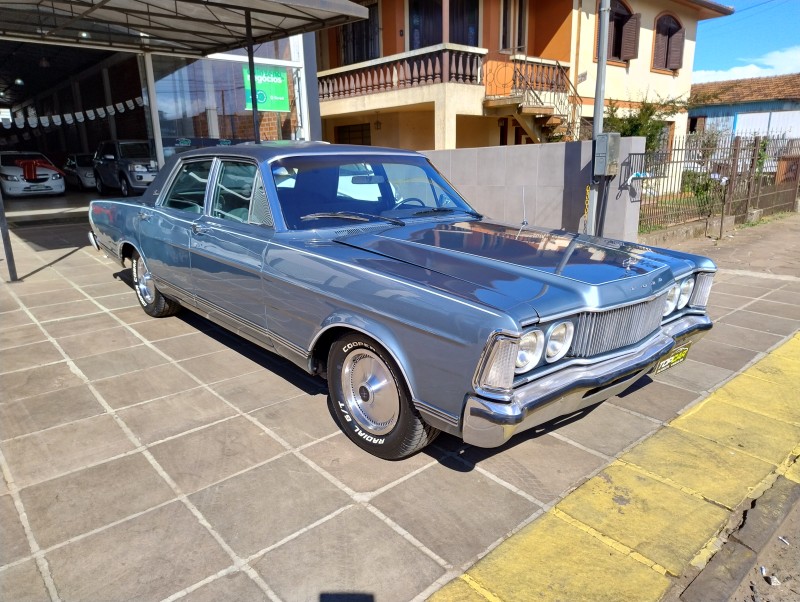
[{"x1": 104, "y1": 154, "x2": 115, "y2": 160}]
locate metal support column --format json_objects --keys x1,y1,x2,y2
[
  {"x1": 246, "y1": 9, "x2": 260, "y2": 143},
  {"x1": 143, "y1": 52, "x2": 165, "y2": 168},
  {"x1": 0, "y1": 189, "x2": 18, "y2": 282},
  {"x1": 587, "y1": 0, "x2": 610, "y2": 236}
]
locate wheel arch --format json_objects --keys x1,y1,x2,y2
[
  {"x1": 118, "y1": 240, "x2": 140, "y2": 267},
  {"x1": 310, "y1": 321, "x2": 417, "y2": 400}
]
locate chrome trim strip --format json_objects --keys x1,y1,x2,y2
[{"x1": 413, "y1": 398, "x2": 460, "y2": 428}]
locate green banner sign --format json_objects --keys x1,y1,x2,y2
[{"x1": 243, "y1": 66, "x2": 290, "y2": 113}]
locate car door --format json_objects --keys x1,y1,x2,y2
[
  {"x1": 190, "y1": 159, "x2": 274, "y2": 343},
  {"x1": 138, "y1": 158, "x2": 213, "y2": 300},
  {"x1": 96, "y1": 142, "x2": 118, "y2": 188}
]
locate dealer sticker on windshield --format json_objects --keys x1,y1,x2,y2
[{"x1": 653, "y1": 343, "x2": 692, "y2": 375}]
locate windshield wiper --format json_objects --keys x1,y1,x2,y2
[
  {"x1": 412, "y1": 207, "x2": 483, "y2": 219},
  {"x1": 300, "y1": 211, "x2": 405, "y2": 226}
]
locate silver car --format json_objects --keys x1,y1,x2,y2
[
  {"x1": 93, "y1": 140, "x2": 159, "y2": 197},
  {"x1": 63, "y1": 153, "x2": 96, "y2": 190},
  {"x1": 88, "y1": 143, "x2": 716, "y2": 460}
]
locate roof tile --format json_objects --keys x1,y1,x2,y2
[{"x1": 691, "y1": 73, "x2": 800, "y2": 105}]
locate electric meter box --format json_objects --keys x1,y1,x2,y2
[{"x1": 593, "y1": 132, "x2": 621, "y2": 177}]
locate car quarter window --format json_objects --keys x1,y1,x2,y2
[
  {"x1": 210, "y1": 160, "x2": 272, "y2": 226},
  {"x1": 161, "y1": 160, "x2": 213, "y2": 214}
]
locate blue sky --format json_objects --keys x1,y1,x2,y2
[{"x1": 692, "y1": 0, "x2": 800, "y2": 82}]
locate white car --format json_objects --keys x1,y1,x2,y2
[{"x1": 0, "y1": 151, "x2": 65, "y2": 197}]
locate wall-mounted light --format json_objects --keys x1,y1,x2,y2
[
  {"x1": 14, "y1": 78, "x2": 24, "y2": 86},
  {"x1": 375, "y1": 119, "x2": 382, "y2": 130},
  {"x1": 80, "y1": 31, "x2": 90, "y2": 39}
]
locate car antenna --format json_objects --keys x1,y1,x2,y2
[{"x1": 516, "y1": 188, "x2": 528, "y2": 239}]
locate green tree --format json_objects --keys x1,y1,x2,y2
[{"x1": 603, "y1": 90, "x2": 724, "y2": 152}]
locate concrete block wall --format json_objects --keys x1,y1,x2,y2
[{"x1": 424, "y1": 136, "x2": 645, "y2": 242}]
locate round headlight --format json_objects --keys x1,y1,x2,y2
[
  {"x1": 678, "y1": 277, "x2": 695, "y2": 309},
  {"x1": 515, "y1": 330, "x2": 544, "y2": 374},
  {"x1": 546, "y1": 321, "x2": 574, "y2": 363},
  {"x1": 663, "y1": 284, "x2": 680, "y2": 316}
]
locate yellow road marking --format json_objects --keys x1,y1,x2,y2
[{"x1": 430, "y1": 333, "x2": 800, "y2": 601}]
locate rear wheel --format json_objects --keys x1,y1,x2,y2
[
  {"x1": 328, "y1": 333, "x2": 438, "y2": 459},
  {"x1": 131, "y1": 251, "x2": 180, "y2": 318}
]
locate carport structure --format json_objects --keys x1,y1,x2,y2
[
  {"x1": 0, "y1": 0, "x2": 367, "y2": 281},
  {"x1": 0, "y1": 0, "x2": 368, "y2": 149}
]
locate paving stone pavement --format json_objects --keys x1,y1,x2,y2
[{"x1": 0, "y1": 214, "x2": 798, "y2": 601}]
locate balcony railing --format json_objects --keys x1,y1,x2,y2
[{"x1": 318, "y1": 43, "x2": 488, "y2": 101}]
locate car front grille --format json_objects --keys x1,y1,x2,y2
[
  {"x1": 25, "y1": 176, "x2": 49, "y2": 183},
  {"x1": 570, "y1": 293, "x2": 667, "y2": 358}
]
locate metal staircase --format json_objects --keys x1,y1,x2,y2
[{"x1": 483, "y1": 56, "x2": 583, "y2": 143}]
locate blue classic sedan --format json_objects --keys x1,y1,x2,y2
[{"x1": 88, "y1": 142, "x2": 715, "y2": 459}]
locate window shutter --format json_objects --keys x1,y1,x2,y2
[
  {"x1": 667, "y1": 27, "x2": 685, "y2": 70},
  {"x1": 620, "y1": 13, "x2": 640, "y2": 61},
  {"x1": 653, "y1": 19, "x2": 668, "y2": 69}
]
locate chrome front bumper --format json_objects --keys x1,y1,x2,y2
[{"x1": 461, "y1": 314, "x2": 712, "y2": 448}]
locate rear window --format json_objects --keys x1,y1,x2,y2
[{"x1": 119, "y1": 142, "x2": 152, "y2": 160}]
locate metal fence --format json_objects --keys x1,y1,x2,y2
[{"x1": 629, "y1": 133, "x2": 800, "y2": 233}]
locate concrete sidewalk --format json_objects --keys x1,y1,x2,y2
[{"x1": 1, "y1": 214, "x2": 798, "y2": 601}]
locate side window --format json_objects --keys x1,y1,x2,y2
[
  {"x1": 211, "y1": 160, "x2": 270, "y2": 225},
  {"x1": 162, "y1": 160, "x2": 213, "y2": 214}
]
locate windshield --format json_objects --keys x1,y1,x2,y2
[
  {"x1": 271, "y1": 155, "x2": 477, "y2": 230},
  {"x1": 0, "y1": 153, "x2": 51, "y2": 166},
  {"x1": 119, "y1": 142, "x2": 153, "y2": 160}
]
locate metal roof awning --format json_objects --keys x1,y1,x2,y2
[{"x1": 0, "y1": 0, "x2": 368, "y2": 56}]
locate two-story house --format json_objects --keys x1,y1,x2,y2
[{"x1": 315, "y1": 0, "x2": 732, "y2": 150}]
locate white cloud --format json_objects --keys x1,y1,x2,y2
[{"x1": 693, "y1": 45, "x2": 800, "y2": 83}]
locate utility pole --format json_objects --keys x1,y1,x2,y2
[{"x1": 587, "y1": 0, "x2": 610, "y2": 236}]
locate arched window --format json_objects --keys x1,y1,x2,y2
[
  {"x1": 597, "y1": 0, "x2": 640, "y2": 63},
  {"x1": 653, "y1": 14, "x2": 685, "y2": 71}
]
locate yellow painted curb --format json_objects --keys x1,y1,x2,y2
[{"x1": 429, "y1": 332, "x2": 800, "y2": 602}]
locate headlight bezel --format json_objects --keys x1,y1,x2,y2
[
  {"x1": 545, "y1": 321, "x2": 575, "y2": 363},
  {"x1": 515, "y1": 329, "x2": 545, "y2": 374},
  {"x1": 663, "y1": 284, "x2": 680, "y2": 316},
  {"x1": 677, "y1": 277, "x2": 695, "y2": 309}
]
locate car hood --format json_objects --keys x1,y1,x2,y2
[{"x1": 337, "y1": 220, "x2": 694, "y2": 319}]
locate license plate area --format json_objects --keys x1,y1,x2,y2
[{"x1": 653, "y1": 343, "x2": 691, "y2": 375}]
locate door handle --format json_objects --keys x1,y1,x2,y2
[
  {"x1": 138, "y1": 212, "x2": 151, "y2": 221},
  {"x1": 192, "y1": 223, "x2": 209, "y2": 235}
]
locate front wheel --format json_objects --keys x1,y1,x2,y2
[
  {"x1": 328, "y1": 334, "x2": 438, "y2": 459},
  {"x1": 131, "y1": 251, "x2": 180, "y2": 318},
  {"x1": 95, "y1": 172, "x2": 107, "y2": 195},
  {"x1": 119, "y1": 174, "x2": 130, "y2": 197}
]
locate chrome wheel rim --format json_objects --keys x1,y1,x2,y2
[
  {"x1": 135, "y1": 259, "x2": 156, "y2": 305},
  {"x1": 341, "y1": 349, "x2": 398, "y2": 436}
]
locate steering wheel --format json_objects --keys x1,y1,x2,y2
[{"x1": 393, "y1": 197, "x2": 426, "y2": 209}]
